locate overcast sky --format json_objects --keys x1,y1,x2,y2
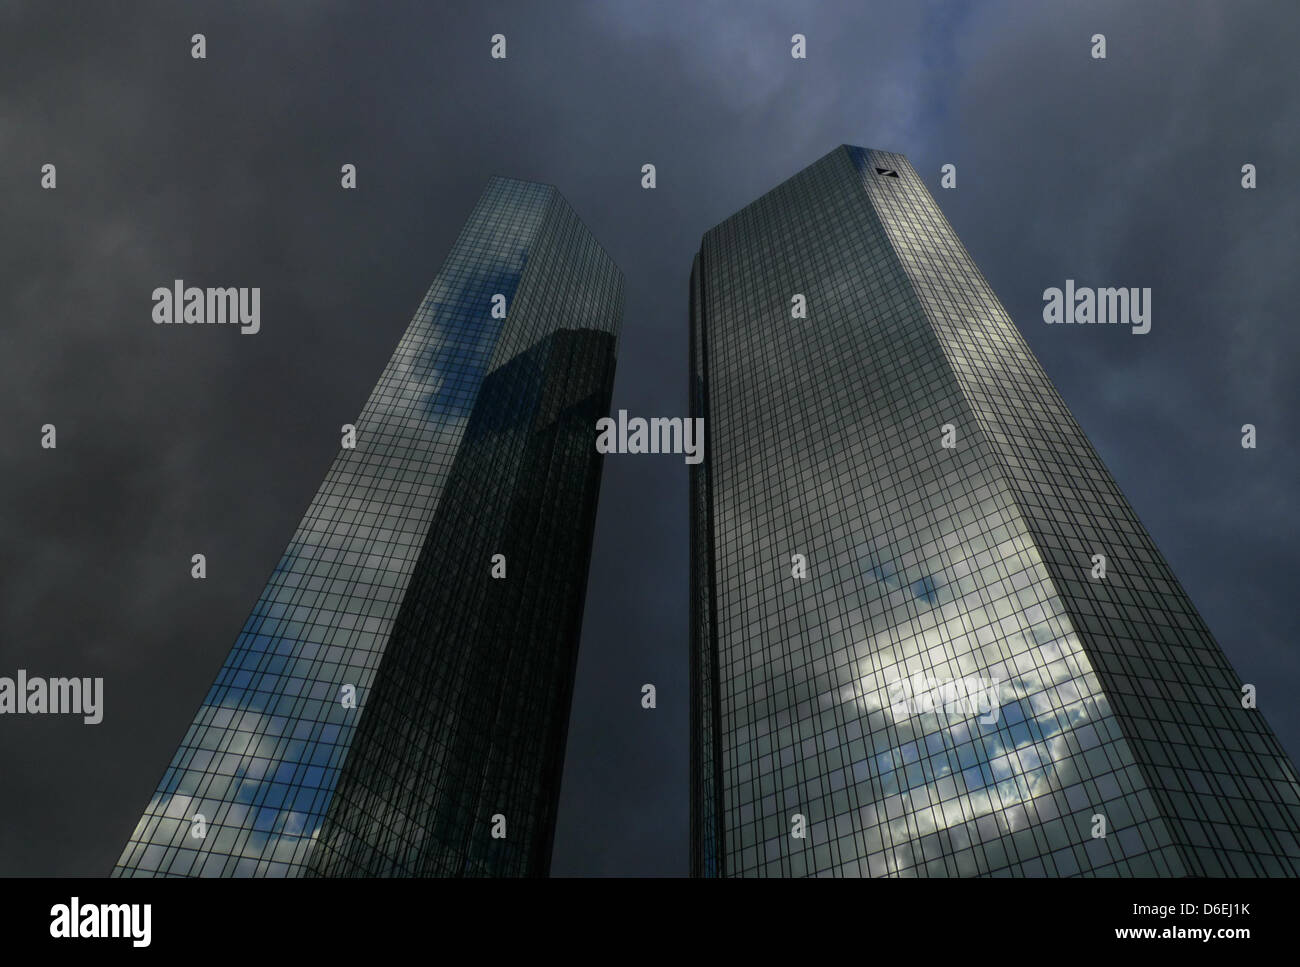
[{"x1": 1, "y1": 0, "x2": 1297, "y2": 876}]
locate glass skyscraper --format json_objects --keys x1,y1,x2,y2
[
  {"x1": 114, "y1": 177, "x2": 623, "y2": 877},
  {"x1": 689, "y1": 145, "x2": 1300, "y2": 877}
]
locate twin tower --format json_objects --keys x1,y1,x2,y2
[{"x1": 113, "y1": 147, "x2": 1300, "y2": 878}]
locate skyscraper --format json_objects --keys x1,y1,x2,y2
[
  {"x1": 689, "y1": 145, "x2": 1300, "y2": 877},
  {"x1": 114, "y1": 177, "x2": 623, "y2": 877}
]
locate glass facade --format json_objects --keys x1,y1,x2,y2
[
  {"x1": 689, "y1": 145, "x2": 1300, "y2": 877},
  {"x1": 114, "y1": 177, "x2": 623, "y2": 877}
]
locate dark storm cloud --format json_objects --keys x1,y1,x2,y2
[{"x1": 0, "y1": 0, "x2": 1295, "y2": 876}]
